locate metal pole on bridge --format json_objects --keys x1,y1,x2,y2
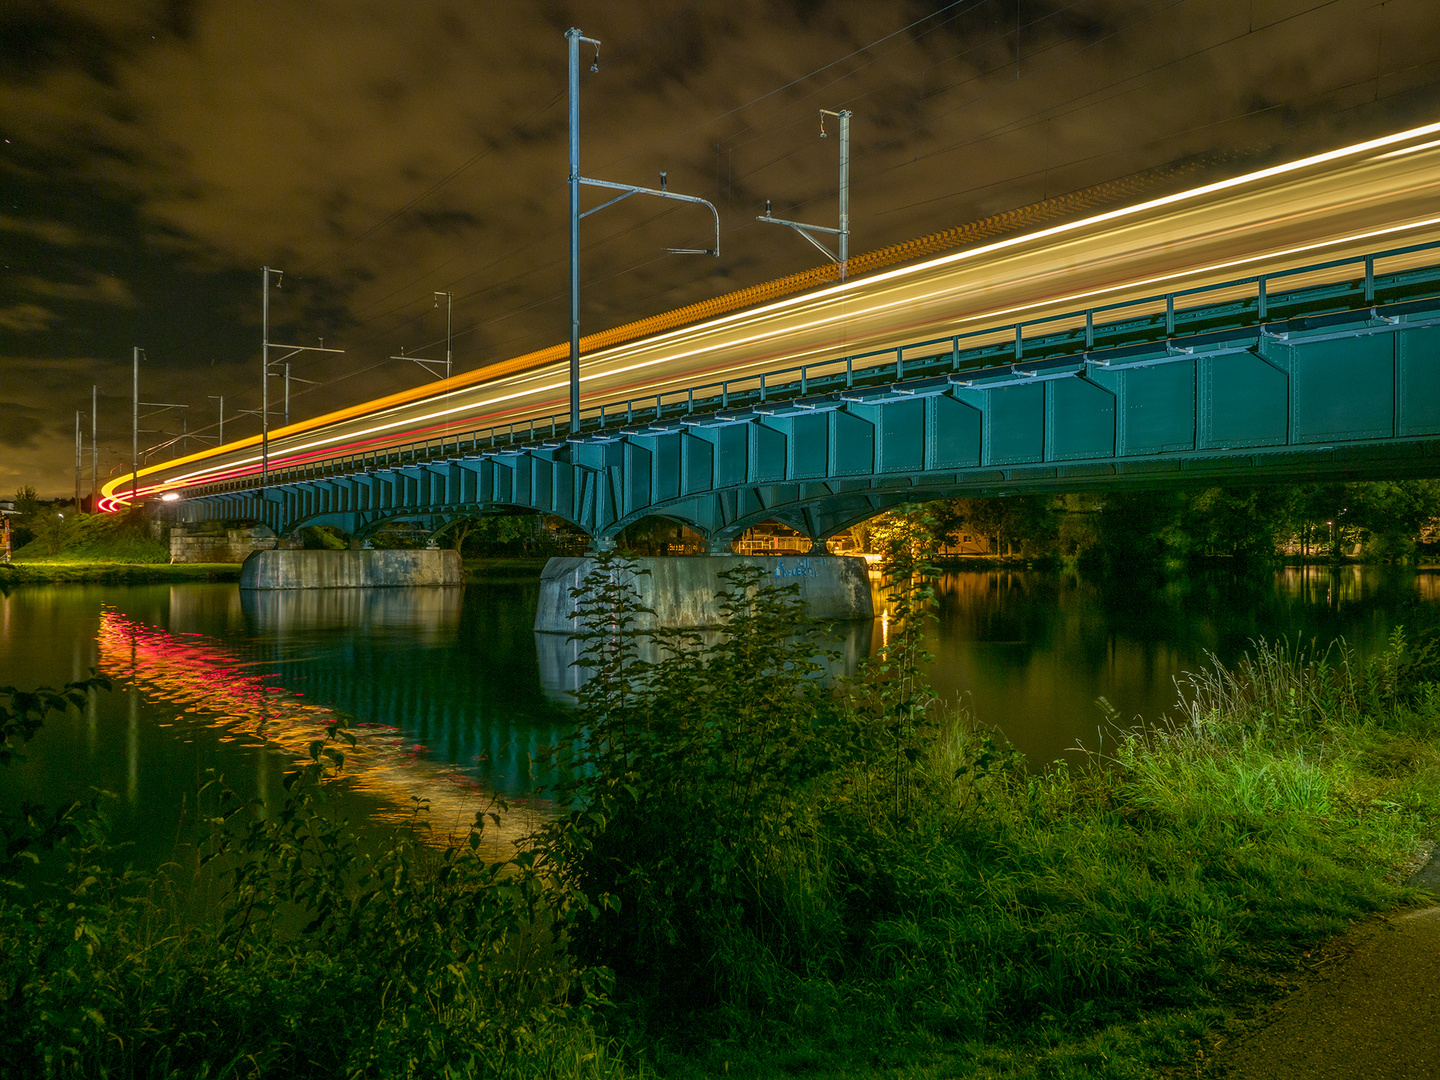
[
  {"x1": 91, "y1": 384, "x2": 97, "y2": 509},
  {"x1": 757, "y1": 108, "x2": 852, "y2": 280},
  {"x1": 564, "y1": 30, "x2": 715, "y2": 436},
  {"x1": 436, "y1": 290, "x2": 452, "y2": 382},
  {"x1": 567, "y1": 28, "x2": 597, "y2": 436},
  {"x1": 832, "y1": 108, "x2": 850, "y2": 280},
  {"x1": 132, "y1": 346, "x2": 139, "y2": 505},
  {"x1": 262, "y1": 267, "x2": 282, "y2": 486}
]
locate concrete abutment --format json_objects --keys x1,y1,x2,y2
[{"x1": 534, "y1": 555, "x2": 874, "y2": 632}]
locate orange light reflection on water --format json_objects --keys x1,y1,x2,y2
[{"x1": 96, "y1": 609, "x2": 550, "y2": 856}]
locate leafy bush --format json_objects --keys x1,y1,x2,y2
[
  {"x1": 535, "y1": 558, "x2": 839, "y2": 1006},
  {"x1": 6, "y1": 520, "x2": 1439, "y2": 1078},
  {"x1": 0, "y1": 682, "x2": 636, "y2": 1079}
]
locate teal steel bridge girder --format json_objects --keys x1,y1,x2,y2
[{"x1": 181, "y1": 296, "x2": 1440, "y2": 546}]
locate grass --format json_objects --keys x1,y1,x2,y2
[
  {"x1": 14, "y1": 510, "x2": 169, "y2": 562},
  {"x1": 0, "y1": 560, "x2": 241, "y2": 584},
  {"x1": 0, "y1": 689, "x2": 638, "y2": 1079},
  {"x1": 463, "y1": 556, "x2": 555, "y2": 583},
  {"x1": 0, "y1": 511, "x2": 239, "y2": 583},
  {"x1": 634, "y1": 633, "x2": 1440, "y2": 1080},
  {"x1": 537, "y1": 547, "x2": 1440, "y2": 1080}
]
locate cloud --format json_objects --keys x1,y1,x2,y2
[
  {"x1": 2, "y1": 0, "x2": 1440, "y2": 497},
  {"x1": 10, "y1": 273, "x2": 135, "y2": 307},
  {"x1": 0, "y1": 354, "x2": 139, "y2": 498},
  {"x1": 0, "y1": 303, "x2": 57, "y2": 333},
  {"x1": 0, "y1": 214, "x2": 91, "y2": 247},
  {"x1": 0, "y1": 400, "x2": 43, "y2": 448}
]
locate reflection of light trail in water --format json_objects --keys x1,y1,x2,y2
[{"x1": 96, "y1": 610, "x2": 550, "y2": 856}]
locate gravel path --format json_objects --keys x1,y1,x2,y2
[{"x1": 1215, "y1": 852, "x2": 1440, "y2": 1079}]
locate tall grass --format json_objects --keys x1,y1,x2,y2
[
  {"x1": 13, "y1": 510, "x2": 168, "y2": 564},
  {"x1": 539, "y1": 531, "x2": 1440, "y2": 1079}
]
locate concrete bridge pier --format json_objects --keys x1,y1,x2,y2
[
  {"x1": 533, "y1": 554, "x2": 874, "y2": 633},
  {"x1": 240, "y1": 548, "x2": 463, "y2": 589}
]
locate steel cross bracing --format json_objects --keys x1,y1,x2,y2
[{"x1": 177, "y1": 241, "x2": 1440, "y2": 549}]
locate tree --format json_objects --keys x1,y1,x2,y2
[
  {"x1": 928, "y1": 495, "x2": 1059, "y2": 557},
  {"x1": 1350, "y1": 480, "x2": 1440, "y2": 563},
  {"x1": 1089, "y1": 489, "x2": 1186, "y2": 574},
  {"x1": 1180, "y1": 485, "x2": 1300, "y2": 561},
  {"x1": 11, "y1": 486, "x2": 38, "y2": 548}
]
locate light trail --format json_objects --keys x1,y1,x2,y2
[
  {"x1": 96, "y1": 610, "x2": 548, "y2": 854},
  {"x1": 103, "y1": 119, "x2": 1440, "y2": 511}
]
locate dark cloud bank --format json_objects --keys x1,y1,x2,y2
[{"x1": 2, "y1": 0, "x2": 1438, "y2": 496}]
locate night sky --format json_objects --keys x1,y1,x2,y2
[{"x1": 4, "y1": 0, "x2": 1439, "y2": 498}]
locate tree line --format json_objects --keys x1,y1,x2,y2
[{"x1": 906, "y1": 479, "x2": 1440, "y2": 569}]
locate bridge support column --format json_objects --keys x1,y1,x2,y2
[
  {"x1": 535, "y1": 554, "x2": 873, "y2": 632},
  {"x1": 240, "y1": 549, "x2": 463, "y2": 589}
]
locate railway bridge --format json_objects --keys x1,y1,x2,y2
[{"x1": 174, "y1": 242, "x2": 1440, "y2": 552}]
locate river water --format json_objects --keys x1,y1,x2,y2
[{"x1": 1, "y1": 565, "x2": 1435, "y2": 865}]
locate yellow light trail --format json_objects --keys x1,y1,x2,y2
[{"x1": 104, "y1": 119, "x2": 1440, "y2": 509}]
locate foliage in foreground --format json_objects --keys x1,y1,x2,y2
[
  {"x1": 0, "y1": 681, "x2": 633, "y2": 1079},
  {"x1": 539, "y1": 517, "x2": 1440, "y2": 1078},
  {"x1": 3, "y1": 514, "x2": 1439, "y2": 1079}
]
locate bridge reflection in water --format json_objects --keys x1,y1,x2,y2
[
  {"x1": 99, "y1": 586, "x2": 566, "y2": 856},
  {"x1": 237, "y1": 586, "x2": 466, "y2": 638},
  {"x1": 535, "y1": 619, "x2": 874, "y2": 706}
]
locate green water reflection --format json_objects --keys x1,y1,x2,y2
[{"x1": 903, "y1": 564, "x2": 1438, "y2": 764}]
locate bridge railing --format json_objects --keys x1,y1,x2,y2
[{"x1": 194, "y1": 238, "x2": 1440, "y2": 498}]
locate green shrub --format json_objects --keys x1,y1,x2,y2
[{"x1": 0, "y1": 681, "x2": 637, "y2": 1079}]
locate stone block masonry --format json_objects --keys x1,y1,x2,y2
[
  {"x1": 534, "y1": 555, "x2": 873, "y2": 632},
  {"x1": 240, "y1": 549, "x2": 463, "y2": 589},
  {"x1": 170, "y1": 524, "x2": 277, "y2": 563}
]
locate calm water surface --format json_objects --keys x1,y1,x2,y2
[{"x1": 2, "y1": 565, "x2": 1435, "y2": 864}]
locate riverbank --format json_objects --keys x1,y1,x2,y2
[
  {"x1": 0, "y1": 554, "x2": 552, "y2": 587},
  {"x1": 0, "y1": 559, "x2": 241, "y2": 584},
  {"x1": 2, "y1": 563, "x2": 1438, "y2": 1078},
  {"x1": 463, "y1": 555, "x2": 553, "y2": 582},
  {"x1": 615, "y1": 632, "x2": 1440, "y2": 1080}
]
